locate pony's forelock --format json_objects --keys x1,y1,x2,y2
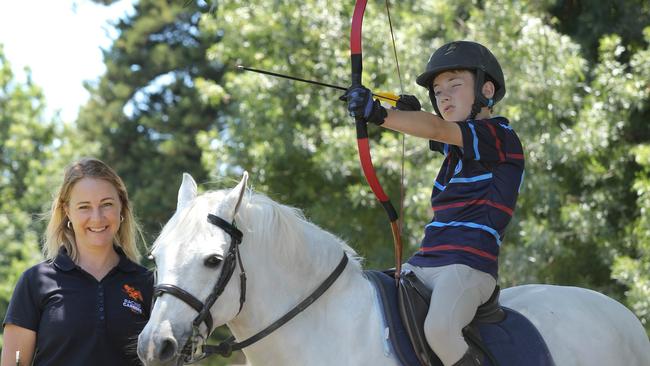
[{"x1": 152, "y1": 190, "x2": 228, "y2": 253}]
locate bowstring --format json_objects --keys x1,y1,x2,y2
[{"x1": 384, "y1": 0, "x2": 406, "y2": 236}]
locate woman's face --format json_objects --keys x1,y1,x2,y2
[{"x1": 65, "y1": 177, "x2": 122, "y2": 251}]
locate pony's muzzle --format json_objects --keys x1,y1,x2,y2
[
  {"x1": 138, "y1": 325, "x2": 183, "y2": 365},
  {"x1": 158, "y1": 336, "x2": 179, "y2": 362}
]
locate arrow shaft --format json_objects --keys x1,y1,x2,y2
[
  {"x1": 236, "y1": 65, "x2": 399, "y2": 102},
  {"x1": 237, "y1": 65, "x2": 347, "y2": 91}
]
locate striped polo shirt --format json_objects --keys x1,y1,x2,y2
[{"x1": 408, "y1": 116, "x2": 525, "y2": 278}]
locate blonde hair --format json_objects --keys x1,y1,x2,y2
[{"x1": 44, "y1": 157, "x2": 143, "y2": 263}]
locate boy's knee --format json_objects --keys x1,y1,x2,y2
[
  {"x1": 424, "y1": 315, "x2": 454, "y2": 348},
  {"x1": 424, "y1": 317, "x2": 470, "y2": 366}
]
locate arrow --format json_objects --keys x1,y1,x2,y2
[{"x1": 235, "y1": 65, "x2": 399, "y2": 104}]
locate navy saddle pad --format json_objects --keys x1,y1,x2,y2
[{"x1": 364, "y1": 270, "x2": 555, "y2": 366}]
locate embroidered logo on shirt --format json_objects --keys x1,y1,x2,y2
[
  {"x1": 122, "y1": 284, "x2": 145, "y2": 315},
  {"x1": 122, "y1": 284, "x2": 144, "y2": 302},
  {"x1": 123, "y1": 298, "x2": 144, "y2": 314}
]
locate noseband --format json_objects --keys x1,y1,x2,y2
[{"x1": 153, "y1": 212, "x2": 348, "y2": 363}]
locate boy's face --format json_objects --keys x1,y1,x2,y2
[{"x1": 432, "y1": 70, "x2": 476, "y2": 121}]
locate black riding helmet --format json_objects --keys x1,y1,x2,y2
[{"x1": 416, "y1": 41, "x2": 505, "y2": 119}]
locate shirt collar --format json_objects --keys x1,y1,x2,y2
[
  {"x1": 490, "y1": 115, "x2": 509, "y2": 124},
  {"x1": 53, "y1": 246, "x2": 139, "y2": 273},
  {"x1": 468, "y1": 116, "x2": 509, "y2": 124},
  {"x1": 53, "y1": 246, "x2": 76, "y2": 271}
]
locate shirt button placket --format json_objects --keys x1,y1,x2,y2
[{"x1": 98, "y1": 284, "x2": 105, "y2": 323}]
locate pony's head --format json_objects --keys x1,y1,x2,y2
[
  {"x1": 138, "y1": 172, "x2": 360, "y2": 365},
  {"x1": 138, "y1": 172, "x2": 249, "y2": 365}
]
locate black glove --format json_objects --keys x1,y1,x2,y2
[
  {"x1": 396, "y1": 94, "x2": 421, "y2": 111},
  {"x1": 345, "y1": 85, "x2": 387, "y2": 125}
]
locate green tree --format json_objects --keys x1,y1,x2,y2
[
  {"x1": 0, "y1": 44, "x2": 93, "y2": 347},
  {"x1": 549, "y1": 0, "x2": 650, "y2": 63},
  {"x1": 78, "y1": 0, "x2": 225, "y2": 245},
  {"x1": 608, "y1": 29, "x2": 650, "y2": 330},
  {"x1": 0, "y1": 46, "x2": 52, "y2": 344}
]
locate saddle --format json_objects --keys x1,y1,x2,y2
[
  {"x1": 397, "y1": 269, "x2": 503, "y2": 366},
  {"x1": 365, "y1": 269, "x2": 555, "y2": 366}
]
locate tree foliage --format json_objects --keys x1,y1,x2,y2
[
  {"x1": 0, "y1": 45, "x2": 94, "y2": 348},
  {"x1": 77, "y1": 0, "x2": 225, "y2": 244}
]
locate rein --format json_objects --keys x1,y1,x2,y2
[
  {"x1": 204, "y1": 252, "x2": 348, "y2": 358},
  {"x1": 153, "y1": 212, "x2": 349, "y2": 362}
]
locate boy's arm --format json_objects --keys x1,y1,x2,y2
[
  {"x1": 382, "y1": 109, "x2": 463, "y2": 147},
  {"x1": 345, "y1": 86, "x2": 461, "y2": 146}
]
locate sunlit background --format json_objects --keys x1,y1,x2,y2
[{"x1": 0, "y1": 0, "x2": 135, "y2": 121}]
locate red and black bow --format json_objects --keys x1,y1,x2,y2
[{"x1": 350, "y1": 0, "x2": 403, "y2": 281}]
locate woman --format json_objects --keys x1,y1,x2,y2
[{"x1": 2, "y1": 158, "x2": 153, "y2": 366}]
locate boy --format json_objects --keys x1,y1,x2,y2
[{"x1": 346, "y1": 41, "x2": 524, "y2": 366}]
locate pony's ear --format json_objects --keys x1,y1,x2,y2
[
  {"x1": 177, "y1": 173, "x2": 198, "y2": 211},
  {"x1": 226, "y1": 171, "x2": 248, "y2": 217}
]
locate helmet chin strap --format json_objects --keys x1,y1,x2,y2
[
  {"x1": 469, "y1": 69, "x2": 487, "y2": 120},
  {"x1": 429, "y1": 88, "x2": 441, "y2": 116}
]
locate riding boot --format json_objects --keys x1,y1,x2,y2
[{"x1": 451, "y1": 345, "x2": 484, "y2": 366}]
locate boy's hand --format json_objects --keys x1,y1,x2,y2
[
  {"x1": 396, "y1": 94, "x2": 422, "y2": 111},
  {"x1": 345, "y1": 85, "x2": 387, "y2": 125}
]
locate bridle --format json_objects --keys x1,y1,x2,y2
[
  {"x1": 153, "y1": 213, "x2": 245, "y2": 362},
  {"x1": 153, "y1": 212, "x2": 349, "y2": 363}
]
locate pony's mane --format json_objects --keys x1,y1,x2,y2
[{"x1": 154, "y1": 187, "x2": 363, "y2": 275}]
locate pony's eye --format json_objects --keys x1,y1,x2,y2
[{"x1": 204, "y1": 254, "x2": 223, "y2": 268}]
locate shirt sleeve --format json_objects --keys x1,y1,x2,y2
[
  {"x1": 457, "y1": 120, "x2": 511, "y2": 162},
  {"x1": 3, "y1": 268, "x2": 41, "y2": 331},
  {"x1": 428, "y1": 140, "x2": 447, "y2": 155}
]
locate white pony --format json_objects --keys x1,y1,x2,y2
[{"x1": 138, "y1": 173, "x2": 650, "y2": 366}]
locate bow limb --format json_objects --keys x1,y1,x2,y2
[{"x1": 351, "y1": 0, "x2": 402, "y2": 282}]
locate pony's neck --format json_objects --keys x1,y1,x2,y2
[
  {"x1": 226, "y1": 252, "x2": 380, "y2": 366},
  {"x1": 225, "y1": 209, "x2": 372, "y2": 363}
]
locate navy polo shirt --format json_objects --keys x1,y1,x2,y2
[
  {"x1": 408, "y1": 117, "x2": 525, "y2": 278},
  {"x1": 3, "y1": 246, "x2": 153, "y2": 366}
]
